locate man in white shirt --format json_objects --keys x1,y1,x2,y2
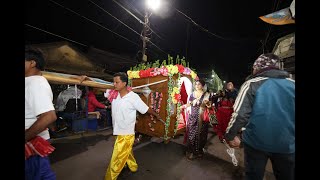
[
  {"x1": 25, "y1": 46, "x2": 57, "y2": 180},
  {"x1": 105, "y1": 72, "x2": 161, "y2": 180}
]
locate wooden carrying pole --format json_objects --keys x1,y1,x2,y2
[{"x1": 41, "y1": 71, "x2": 114, "y2": 90}]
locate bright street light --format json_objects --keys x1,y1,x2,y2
[
  {"x1": 223, "y1": 80, "x2": 226, "y2": 83},
  {"x1": 212, "y1": 74, "x2": 215, "y2": 78},
  {"x1": 146, "y1": 0, "x2": 161, "y2": 11},
  {"x1": 142, "y1": 0, "x2": 161, "y2": 62}
]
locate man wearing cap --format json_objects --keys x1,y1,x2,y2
[{"x1": 224, "y1": 53, "x2": 295, "y2": 180}]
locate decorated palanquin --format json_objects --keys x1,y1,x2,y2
[{"x1": 127, "y1": 56, "x2": 198, "y2": 142}]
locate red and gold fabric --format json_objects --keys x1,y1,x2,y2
[{"x1": 25, "y1": 136, "x2": 55, "y2": 160}]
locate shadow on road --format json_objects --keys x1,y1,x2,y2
[
  {"x1": 118, "y1": 141, "x2": 244, "y2": 180},
  {"x1": 50, "y1": 134, "x2": 112, "y2": 164}
]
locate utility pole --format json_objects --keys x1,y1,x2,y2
[{"x1": 141, "y1": 10, "x2": 149, "y2": 62}]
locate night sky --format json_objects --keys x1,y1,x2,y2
[{"x1": 25, "y1": 0, "x2": 295, "y2": 88}]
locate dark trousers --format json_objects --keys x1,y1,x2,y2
[
  {"x1": 56, "y1": 112, "x2": 76, "y2": 129},
  {"x1": 25, "y1": 155, "x2": 56, "y2": 180},
  {"x1": 106, "y1": 109, "x2": 112, "y2": 126},
  {"x1": 244, "y1": 143, "x2": 295, "y2": 180}
]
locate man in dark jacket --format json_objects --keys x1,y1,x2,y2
[{"x1": 225, "y1": 53, "x2": 295, "y2": 180}]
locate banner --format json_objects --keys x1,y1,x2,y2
[{"x1": 259, "y1": 7, "x2": 295, "y2": 25}]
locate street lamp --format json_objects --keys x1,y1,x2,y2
[
  {"x1": 146, "y1": 0, "x2": 161, "y2": 11},
  {"x1": 141, "y1": 0, "x2": 161, "y2": 62}
]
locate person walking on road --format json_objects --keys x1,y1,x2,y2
[{"x1": 225, "y1": 53, "x2": 295, "y2": 180}]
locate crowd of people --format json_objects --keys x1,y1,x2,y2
[
  {"x1": 25, "y1": 45, "x2": 295, "y2": 180},
  {"x1": 181, "y1": 53, "x2": 295, "y2": 180}
]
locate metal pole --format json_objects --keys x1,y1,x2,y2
[
  {"x1": 75, "y1": 84, "x2": 78, "y2": 111},
  {"x1": 141, "y1": 10, "x2": 149, "y2": 62}
]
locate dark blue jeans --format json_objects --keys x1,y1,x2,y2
[
  {"x1": 56, "y1": 112, "x2": 78, "y2": 129},
  {"x1": 25, "y1": 155, "x2": 56, "y2": 180},
  {"x1": 244, "y1": 143, "x2": 295, "y2": 180},
  {"x1": 95, "y1": 108, "x2": 113, "y2": 127},
  {"x1": 95, "y1": 108, "x2": 106, "y2": 127},
  {"x1": 106, "y1": 109, "x2": 112, "y2": 127}
]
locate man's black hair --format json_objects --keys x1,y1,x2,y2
[
  {"x1": 113, "y1": 72, "x2": 128, "y2": 86},
  {"x1": 25, "y1": 46, "x2": 46, "y2": 71}
]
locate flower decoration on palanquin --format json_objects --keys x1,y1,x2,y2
[
  {"x1": 170, "y1": 87, "x2": 181, "y2": 104},
  {"x1": 127, "y1": 59, "x2": 197, "y2": 81}
]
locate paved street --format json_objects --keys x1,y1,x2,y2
[{"x1": 49, "y1": 129, "x2": 275, "y2": 180}]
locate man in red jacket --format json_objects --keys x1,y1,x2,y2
[{"x1": 87, "y1": 87, "x2": 109, "y2": 128}]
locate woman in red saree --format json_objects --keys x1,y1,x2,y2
[{"x1": 213, "y1": 96, "x2": 234, "y2": 142}]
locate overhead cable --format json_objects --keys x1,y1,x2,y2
[
  {"x1": 25, "y1": 24, "x2": 87, "y2": 47},
  {"x1": 175, "y1": 8, "x2": 240, "y2": 42},
  {"x1": 49, "y1": 0, "x2": 139, "y2": 46}
]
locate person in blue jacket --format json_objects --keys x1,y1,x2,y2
[{"x1": 225, "y1": 53, "x2": 295, "y2": 180}]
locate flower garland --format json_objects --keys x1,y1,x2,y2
[
  {"x1": 104, "y1": 86, "x2": 132, "y2": 103},
  {"x1": 149, "y1": 92, "x2": 163, "y2": 131},
  {"x1": 174, "y1": 73, "x2": 182, "y2": 136},
  {"x1": 127, "y1": 55, "x2": 198, "y2": 81},
  {"x1": 127, "y1": 65, "x2": 197, "y2": 80},
  {"x1": 170, "y1": 87, "x2": 180, "y2": 104},
  {"x1": 127, "y1": 56, "x2": 199, "y2": 140},
  {"x1": 127, "y1": 58, "x2": 197, "y2": 105},
  {"x1": 174, "y1": 101, "x2": 181, "y2": 136},
  {"x1": 164, "y1": 75, "x2": 174, "y2": 140}
]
